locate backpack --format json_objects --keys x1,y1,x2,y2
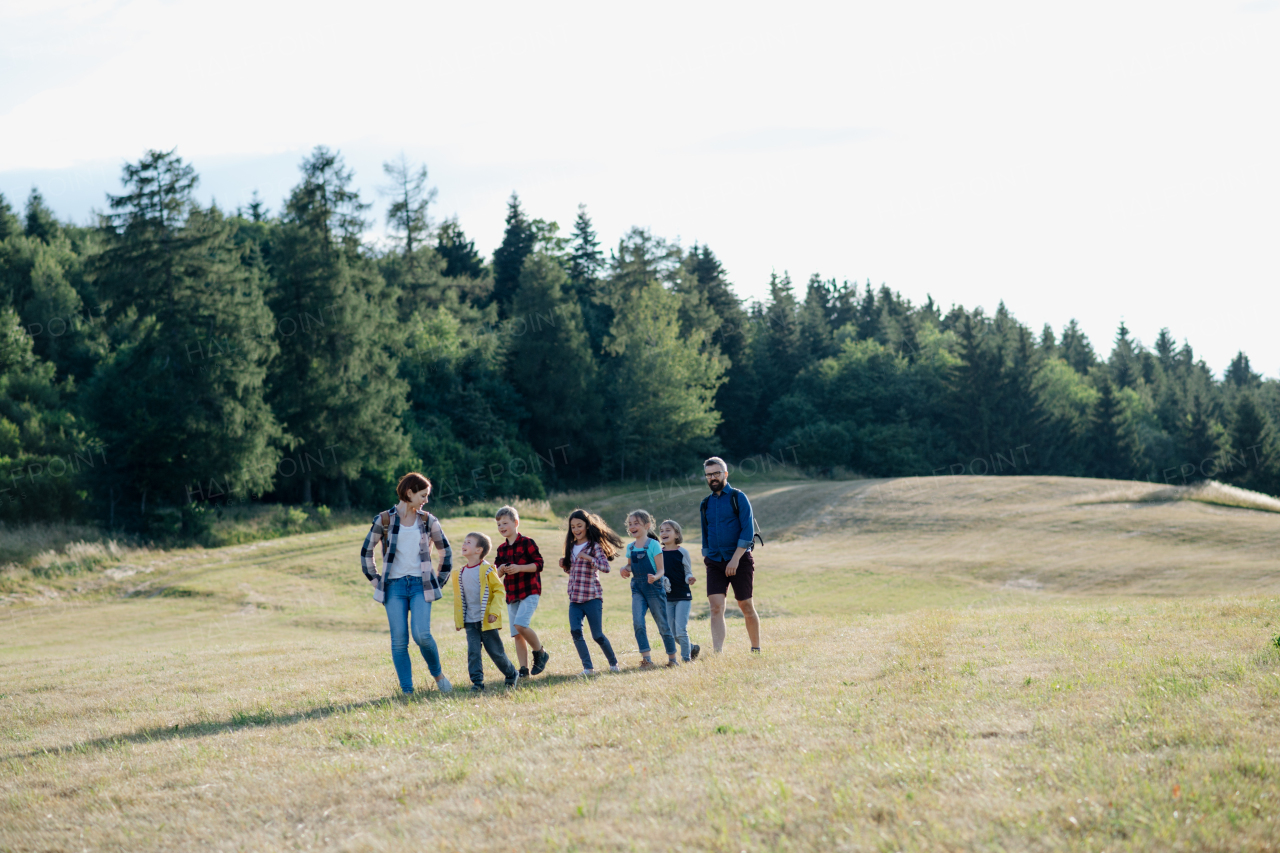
[{"x1": 699, "y1": 487, "x2": 764, "y2": 551}]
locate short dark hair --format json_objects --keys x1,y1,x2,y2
[
  {"x1": 703, "y1": 456, "x2": 729, "y2": 473},
  {"x1": 467, "y1": 532, "x2": 492, "y2": 558},
  {"x1": 396, "y1": 472, "x2": 431, "y2": 502}
]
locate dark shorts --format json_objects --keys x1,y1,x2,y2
[{"x1": 705, "y1": 551, "x2": 754, "y2": 601}]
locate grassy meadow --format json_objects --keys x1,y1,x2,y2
[{"x1": 2, "y1": 473, "x2": 1280, "y2": 852}]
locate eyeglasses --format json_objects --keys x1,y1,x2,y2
[{"x1": 704, "y1": 472, "x2": 724, "y2": 478}]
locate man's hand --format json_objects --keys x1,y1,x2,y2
[
  {"x1": 487, "y1": 613, "x2": 497, "y2": 624},
  {"x1": 725, "y1": 558, "x2": 740, "y2": 577}
]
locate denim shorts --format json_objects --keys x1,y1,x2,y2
[{"x1": 508, "y1": 594, "x2": 540, "y2": 636}]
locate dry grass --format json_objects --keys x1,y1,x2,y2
[
  {"x1": 1082, "y1": 479, "x2": 1280, "y2": 514},
  {"x1": 2, "y1": 480, "x2": 1280, "y2": 852}
]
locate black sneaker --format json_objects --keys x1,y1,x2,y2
[
  {"x1": 690, "y1": 644, "x2": 700, "y2": 660},
  {"x1": 470, "y1": 684, "x2": 484, "y2": 693},
  {"x1": 532, "y1": 648, "x2": 550, "y2": 675},
  {"x1": 506, "y1": 671, "x2": 520, "y2": 689},
  {"x1": 519, "y1": 666, "x2": 530, "y2": 678}
]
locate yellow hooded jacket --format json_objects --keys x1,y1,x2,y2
[{"x1": 451, "y1": 560, "x2": 505, "y2": 631}]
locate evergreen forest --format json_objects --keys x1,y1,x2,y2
[{"x1": 2, "y1": 147, "x2": 1278, "y2": 536}]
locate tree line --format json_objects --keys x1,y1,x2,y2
[{"x1": 1, "y1": 146, "x2": 1277, "y2": 536}]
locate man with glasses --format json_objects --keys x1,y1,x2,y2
[{"x1": 700, "y1": 456, "x2": 761, "y2": 654}]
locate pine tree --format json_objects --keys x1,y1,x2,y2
[
  {"x1": 269, "y1": 147, "x2": 409, "y2": 505},
  {"x1": 1178, "y1": 392, "x2": 1227, "y2": 481},
  {"x1": 1224, "y1": 392, "x2": 1280, "y2": 494},
  {"x1": 490, "y1": 192, "x2": 535, "y2": 314},
  {"x1": 568, "y1": 203, "x2": 604, "y2": 291},
  {"x1": 0, "y1": 193, "x2": 20, "y2": 241},
  {"x1": 506, "y1": 252, "x2": 602, "y2": 475},
  {"x1": 1154, "y1": 327, "x2": 1177, "y2": 372},
  {"x1": 436, "y1": 218, "x2": 485, "y2": 280},
  {"x1": 1224, "y1": 351, "x2": 1260, "y2": 388},
  {"x1": 1087, "y1": 376, "x2": 1140, "y2": 479},
  {"x1": 1039, "y1": 323, "x2": 1057, "y2": 356},
  {"x1": 1109, "y1": 321, "x2": 1137, "y2": 389},
  {"x1": 568, "y1": 204, "x2": 609, "y2": 354},
  {"x1": 24, "y1": 189, "x2": 61, "y2": 243},
  {"x1": 380, "y1": 154, "x2": 436, "y2": 275},
  {"x1": 88, "y1": 149, "x2": 282, "y2": 521},
  {"x1": 604, "y1": 281, "x2": 726, "y2": 479},
  {"x1": 1059, "y1": 319, "x2": 1096, "y2": 374}
]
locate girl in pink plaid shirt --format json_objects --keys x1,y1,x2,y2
[{"x1": 558, "y1": 509, "x2": 624, "y2": 676}]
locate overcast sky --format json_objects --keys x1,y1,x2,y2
[{"x1": 2, "y1": 0, "x2": 1277, "y2": 376}]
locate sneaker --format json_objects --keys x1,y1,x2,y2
[
  {"x1": 665, "y1": 660, "x2": 680, "y2": 668},
  {"x1": 470, "y1": 685, "x2": 484, "y2": 693},
  {"x1": 638, "y1": 659, "x2": 656, "y2": 670},
  {"x1": 506, "y1": 671, "x2": 520, "y2": 689},
  {"x1": 609, "y1": 664, "x2": 621, "y2": 673},
  {"x1": 436, "y1": 676, "x2": 453, "y2": 693},
  {"x1": 531, "y1": 648, "x2": 550, "y2": 675},
  {"x1": 751, "y1": 647, "x2": 762, "y2": 654},
  {"x1": 690, "y1": 644, "x2": 700, "y2": 660},
  {"x1": 519, "y1": 666, "x2": 530, "y2": 678},
  {"x1": 580, "y1": 668, "x2": 597, "y2": 677}
]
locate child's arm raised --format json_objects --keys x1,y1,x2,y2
[{"x1": 591, "y1": 544, "x2": 611, "y2": 573}]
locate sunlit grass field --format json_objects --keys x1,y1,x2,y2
[{"x1": 3, "y1": 475, "x2": 1279, "y2": 852}]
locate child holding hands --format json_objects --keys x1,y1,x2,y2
[
  {"x1": 659, "y1": 519, "x2": 700, "y2": 662},
  {"x1": 559, "y1": 509, "x2": 623, "y2": 676},
  {"x1": 621, "y1": 510, "x2": 678, "y2": 669},
  {"x1": 494, "y1": 505, "x2": 550, "y2": 678},
  {"x1": 452, "y1": 532, "x2": 520, "y2": 691}
]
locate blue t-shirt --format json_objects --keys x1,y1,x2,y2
[{"x1": 625, "y1": 538, "x2": 663, "y2": 590}]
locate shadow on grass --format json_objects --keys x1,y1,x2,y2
[{"x1": 4, "y1": 667, "x2": 673, "y2": 761}]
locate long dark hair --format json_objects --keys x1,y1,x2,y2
[{"x1": 563, "y1": 508, "x2": 624, "y2": 565}]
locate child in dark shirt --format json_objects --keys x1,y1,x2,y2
[{"x1": 659, "y1": 519, "x2": 699, "y2": 662}]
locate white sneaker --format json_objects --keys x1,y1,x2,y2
[
  {"x1": 609, "y1": 664, "x2": 622, "y2": 673},
  {"x1": 436, "y1": 676, "x2": 452, "y2": 693},
  {"x1": 580, "y1": 668, "x2": 597, "y2": 677}
]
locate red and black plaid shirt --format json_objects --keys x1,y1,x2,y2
[{"x1": 496, "y1": 533, "x2": 544, "y2": 603}]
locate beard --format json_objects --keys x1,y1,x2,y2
[{"x1": 709, "y1": 479, "x2": 724, "y2": 493}]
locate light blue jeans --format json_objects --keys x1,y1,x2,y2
[
  {"x1": 665, "y1": 598, "x2": 693, "y2": 661},
  {"x1": 384, "y1": 575, "x2": 442, "y2": 693},
  {"x1": 631, "y1": 580, "x2": 675, "y2": 656}
]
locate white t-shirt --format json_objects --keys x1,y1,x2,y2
[
  {"x1": 385, "y1": 517, "x2": 420, "y2": 580},
  {"x1": 572, "y1": 542, "x2": 588, "y2": 560}
]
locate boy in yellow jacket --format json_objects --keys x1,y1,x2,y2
[{"x1": 452, "y1": 532, "x2": 519, "y2": 691}]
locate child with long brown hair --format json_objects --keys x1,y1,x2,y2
[{"x1": 558, "y1": 508, "x2": 624, "y2": 675}]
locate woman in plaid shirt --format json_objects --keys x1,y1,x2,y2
[{"x1": 559, "y1": 509, "x2": 624, "y2": 675}]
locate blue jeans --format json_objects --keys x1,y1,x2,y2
[
  {"x1": 568, "y1": 598, "x2": 617, "y2": 670},
  {"x1": 631, "y1": 581, "x2": 675, "y2": 657},
  {"x1": 665, "y1": 598, "x2": 692, "y2": 661},
  {"x1": 383, "y1": 575, "x2": 442, "y2": 693}
]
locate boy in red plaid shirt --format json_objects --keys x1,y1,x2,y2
[{"x1": 495, "y1": 506, "x2": 550, "y2": 677}]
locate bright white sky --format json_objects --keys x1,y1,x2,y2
[{"x1": 2, "y1": 0, "x2": 1277, "y2": 376}]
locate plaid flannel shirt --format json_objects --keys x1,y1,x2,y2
[
  {"x1": 358, "y1": 508, "x2": 452, "y2": 601},
  {"x1": 496, "y1": 533, "x2": 544, "y2": 603},
  {"x1": 565, "y1": 541, "x2": 611, "y2": 604}
]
